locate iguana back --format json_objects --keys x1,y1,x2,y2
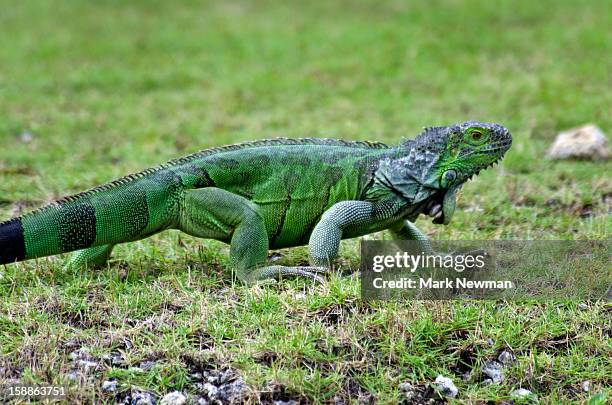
[
  {"x1": 0, "y1": 138, "x2": 390, "y2": 262},
  {"x1": 182, "y1": 142, "x2": 393, "y2": 247}
]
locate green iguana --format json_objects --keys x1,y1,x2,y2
[{"x1": 0, "y1": 121, "x2": 511, "y2": 283}]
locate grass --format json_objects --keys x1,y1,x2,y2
[{"x1": 0, "y1": 0, "x2": 610, "y2": 403}]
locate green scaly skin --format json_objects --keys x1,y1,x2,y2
[{"x1": 0, "y1": 121, "x2": 511, "y2": 283}]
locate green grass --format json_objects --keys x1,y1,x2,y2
[{"x1": 0, "y1": 0, "x2": 610, "y2": 403}]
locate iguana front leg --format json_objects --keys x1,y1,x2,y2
[
  {"x1": 391, "y1": 220, "x2": 486, "y2": 265},
  {"x1": 179, "y1": 188, "x2": 325, "y2": 284},
  {"x1": 389, "y1": 220, "x2": 435, "y2": 254},
  {"x1": 247, "y1": 200, "x2": 389, "y2": 281},
  {"x1": 308, "y1": 201, "x2": 389, "y2": 267}
]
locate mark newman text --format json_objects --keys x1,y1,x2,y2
[{"x1": 372, "y1": 277, "x2": 514, "y2": 289}]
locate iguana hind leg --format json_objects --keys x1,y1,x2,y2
[
  {"x1": 179, "y1": 187, "x2": 325, "y2": 284},
  {"x1": 64, "y1": 244, "x2": 115, "y2": 271}
]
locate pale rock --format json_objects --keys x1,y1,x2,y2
[
  {"x1": 511, "y1": 388, "x2": 537, "y2": 400},
  {"x1": 433, "y1": 375, "x2": 458, "y2": 398},
  {"x1": 547, "y1": 124, "x2": 609, "y2": 160},
  {"x1": 399, "y1": 381, "x2": 416, "y2": 399},
  {"x1": 160, "y1": 391, "x2": 186, "y2": 405},
  {"x1": 102, "y1": 380, "x2": 118, "y2": 393},
  {"x1": 482, "y1": 360, "x2": 503, "y2": 384},
  {"x1": 130, "y1": 390, "x2": 156, "y2": 405},
  {"x1": 497, "y1": 350, "x2": 516, "y2": 366},
  {"x1": 581, "y1": 380, "x2": 590, "y2": 392}
]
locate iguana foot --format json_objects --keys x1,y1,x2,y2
[
  {"x1": 431, "y1": 249, "x2": 489, "y2": 273},
  {"x1": 246, "y1": 265, "x2": 327, "y2": 284}
]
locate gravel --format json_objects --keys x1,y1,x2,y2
[
  {"x1": 69, "y1": 348, "x2": 91, "y2": 361},
  {"x1": 511, "y1": 388, "x2": 537, "y2": 401},
  {"x1": 77, "y1": 359, "x2": 99, "y2": 371},
  {"x1": 102, "y1": 380, "x2": 118, "y2": 393},
  {"x1": 482, "y1": 360, "x2": 503, "y2": 384},
  {"x1": 497, "y1": 350, "x2": 516, "y2": 366},
  {"x1": 433, "y1": 375, "x2": 458, "y2": 398},
  {"x1": 102, "y1": 353, "x2": 126, "y2": 367},
  {"x1": 66, "y1": 370, "x2": 80, "y2": 381},
  {"x1": 129, "y1": 389, "x2": 157, "y2": 405},
  {"x1": 139, "y1": 360, "x2": 156, "y2": 371},
  {"x1": 192, "y1": 367, "x2": 248, "y2": 403},
  {"x1": 581, "y1": 380, "x2": 590, "y2": 392},
  {"x1": 398, "y1": 381, "x2": 416, "y2": 400},
  {"x1": 160, "y1": 391, "x2": 186, "y2": 405}
]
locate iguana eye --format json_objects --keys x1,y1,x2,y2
[{"x1": 465, "y1": 129, "x2": 488, "y2": 145}]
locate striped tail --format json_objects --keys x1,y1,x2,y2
[
  {"x1": 0, "y1": 218, "x2": 27, "y2": 264},
  {"x1": 0, "y1": 173, "x2": 180, "y2": 265}
]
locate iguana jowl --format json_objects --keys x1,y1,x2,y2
[{"x1": 0, "y1": 121, "x2": 511, "y2": 283}]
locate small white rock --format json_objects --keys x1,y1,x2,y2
[
  {"x1": 102, "y1": 380, "x2": 118, "y2": 393},
  {"x1": 131, "y1": 390, "x2": 156, "y2": 405},
  {"x1": 581, "y1": 380, "x2": 590, "y2": 392},
  {"x1": 19, "y1": 131, "x2": 33, "y2": 143},
  {"x1": 66, "y1": 370, "x2": 80, "y2": 381},
  {"x1": 398, "y1": 382, "x2": 413, "y2": 392},
  {"x1": 511, "y1": 388, "x2": 536, "y2": 400},
  {"x1": 102, "y1": 353, "x2": 125, "y2": 366},
  {"x1": 578, "y1": 303, "x2": 589, "y2": 310},
  {"x1": 160, "y1": 391, "x2": 187, "y2": 405},
  {"x1": 398, "y1": 382, "x2": 415, "y2": 399},
  {"x1": 139, "y1": 360, "x2": 156, "y2": 371},
  {"x1": 498, "y1": 350, "x2": 517, "y2": 366},
  {"x1": 77, "y1": 359, "x2": 99, "y2": 371},
  {"x1": 69, "y1": 348, "x2": 90, "y2": 361},
  {"x1": 547, "y1": 124, "x2": 609, "y2": 160},
  {"x1": 434, "y1": 375, "x2": 458, "y2": 398},
  {"x1": 332, "y1": 396, "x2": 346, "y2": 405},
  {"x1": 482, "y1": 360, "x2": 503, "y2": 384},
  {"x1": 201, "y1": 382, "x2": 218, "y2": 399}
]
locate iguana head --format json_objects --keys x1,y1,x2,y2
[
  {"x1": 433, "y1": 121, "x2": 512, "y2": 188},
  {"x1": 425, "y1": 121, "x2": 512, "y2": 223},
  {"x1": 373, "y1": 121, "x2": 512, "y2": 224}
]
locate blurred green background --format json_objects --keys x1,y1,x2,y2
[
  {"x1": 0, "y1": 0, "x2": 610, "y2": 403},
  {"x1": 1, "y1": 0, "x2": 609, "y2": 238}
]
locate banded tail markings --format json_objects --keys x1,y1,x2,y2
[
  {"x1": 0, "y1": 218, "x2": 26, "y2": 264},
  {"x1": 57, "y1": 202, "x2": 97, "y2": 251}
]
